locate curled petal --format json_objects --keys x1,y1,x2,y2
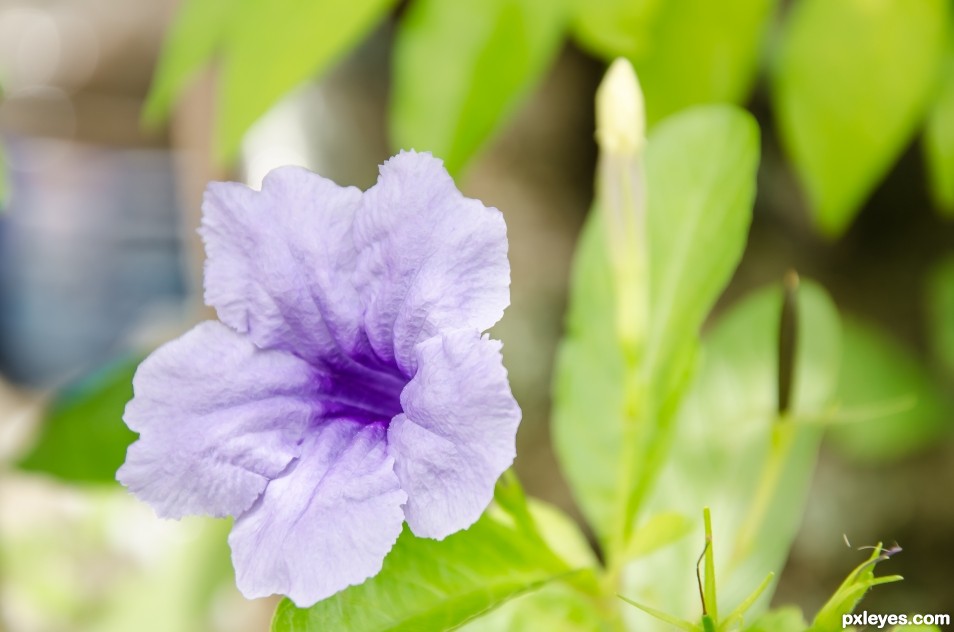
[
  {"x1": 229, "y1": 420, "x2": 407, "y2": 607},
  {"x1": 389, "y1": 329, "x2": 521, "y2": 539},
  {"x1": 201, "y1": 167, "x2": 364, "y2": 362},
  {"x1": 354, "y1": 151, "x2": 511, "y2": 375},
  {"x1": 118, "y1": 321, "x2": 319, "y2": 519}
]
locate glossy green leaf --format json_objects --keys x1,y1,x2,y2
[
  {"x1": 142, "y1": 0, "x2": 231, "y2": 125},
  {"x1": 552, "y1": 105, "x2": 759, "y2": 545},
  {"x1": 17, "y1": 355, "x2": 141, "y2": 483},
  {"x1": 925, "y1": 36, "x2": 954, "y2": 216},
  {"x1": 624, "y1": 281, "x2": 842, "y2": 631},
  {"x1": 218, "y1": 0, "x2": 397, "y2": 161},
  {"x1": 573, "y1": 0, "x2": 775, "y2": 125},
  {"x1": 927, "y1": 255, "x2": 954, "y2": 377},
  {"x1": 772, "y1": 0, "x2": 947, "y2": 236},
  {"x1": 270, "y1": 512, "x2": 577, "y2": 632},
  {"x1": 827, "y1": 317, "x2": 951, "y2": 461},
  {"x1": 391, "y1": 0, "x2": 566, "y2": 174}
]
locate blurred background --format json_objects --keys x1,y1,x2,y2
[{"x1": 0, "y1": 0, "x2": 952, "y2": 630}]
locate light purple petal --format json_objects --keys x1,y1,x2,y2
[
  {"x1": 200, "y1": 167, "x2": 364, "y2": 362},
  {"x1": 389, "y1": 329, "x2": 521, "y2": 539},
  {"x1": 354, "y1": 151, "x2": 511, "y2": 375},
  {"x1": 229, "y1": 419, "x2": 407, "y2": 607},
  {"x1": 118, "y1": 321, "x2": 319, "y2": 519}
]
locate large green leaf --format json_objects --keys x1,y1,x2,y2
[
  {"x1": 390, "y1": 0, "x2": 566, "y2": 175},
  {"x1": 827, "y1": 317, "x2": 951, "y2": 461},
  {"x1": 772, "y1": 0, "x2": 947, "y2": 236},
  {"x1": 573, "y1": 0, "x2": 775, "y2": 125},
  {"x1": 217, "y1": 0, "x2": 397, "y2": 161},
  {"x1": 552, "y1": 105, "x2": 759, "y2": 546},
  {"x1": 17, "y1": 356, "x2": 141, "y2": 483},
  {"x1": 927, "y1": 255, "x2": 954, "y2": 377},
  {"x1": 623, "y1": 281, "x2": 842, "y2": 631},
  {"x1": 142, "y1": 0, "x2": 232, "y2": 125},
  {"x1": 925, "y1": 35, "x2": 954, "y2": 216},
  {"x1": 270, "y1": 511, "x2": 580, "y2": 632}
]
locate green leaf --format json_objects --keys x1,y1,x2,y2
[
  {"x1": 461, "y1": 582, "x2": 611, "y2": 632},
  {"x1": 927, "y1": 255, "x2": 954, "y2": 378},
  {"x1": 925, "y1": 35, "x2": 954, "y2": 216},
  {"x1": 626, "y1": 511, "x2": 692, "y2": 560},
  {"x1": 142, "y1": 0, "x2": 231, "y2": 126},
  {"x1": 623, "y1": 281, "x2": 842, "y2": 630},
  {"x1": 827, "y1": 317, "x2": 951, "y2": 462},
  {"x1": 552, "y1": 105, "x2": 759, "y2": 545},
  {"x1": 17, "y1": 356, "x2": 141, "y2": 483},
  {"x1": 218, "y1": 0, "x2": 397, "y2": 161},
  {"x1": 391, "y1": 0, "x2": 566, "y2": 174},
  {"x1": 570, "y1": 0, "x2": 657, "y2": 62},
  {"x1": 743, "y1": 607, "x2": 808, "y2": 632},
  {"x1": 572, "y1": 0, "x2": 776, "y2": 125},
  {"x1": 809, "y1": 544, "x2": 903, "y2": 632},
  {"x1": 772, "y1": 0, "x2": 948, "y2": 236},
  {"x1": 270, "y1": 512, "x2": 579, "y2": 632}
]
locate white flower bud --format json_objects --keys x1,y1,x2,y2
[{"x1": 595, "y1": 58, "x2": 646, "y2": 157}]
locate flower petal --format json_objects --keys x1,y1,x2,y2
[
  {"x1": 118, "y1": 321, "x2": 319, "y2": 519},
  {"x1": 200, "y1": 167, "x2": 364, "y2": 362},
  {"x1": 389, "y1": 329, "x2": 521, "y2": 539},
  {"x1": 229, "y1": 419, "x2": 406, "y2": 607},
  {"x1": 354, "y1": 151, "x2": 511, "y2": 374}
]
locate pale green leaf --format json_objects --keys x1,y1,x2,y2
[
  {"x1": 552, "y1": 105, "x2": 759, "y2": 545},
  {"x1": 925, "y1": 35, "x2": 954, "y2": 216},
  {"x1": 461, "y1": 582, "x2": 611, "y2": 632},
  {"x1": 572, "y1": 0, "x2": 776, "y2": 125},
  {"x1": 743, "y1": 607, "x2": 808, "y2": 632},
  {"x1": 17, "y1": 356, "x2": 141, "y2": 483},
  {"x1": 391, "y1": 0, "x2": 566, "y2": 174},
  {"x1": 218, "y1": 0, "x2": 397, "y2": 161},
  {"x1": 927, "y1": 255, "x2": 954, "y2": 378},
  {"x1": 772, "y1": 0, "x2": 948, "y2": 236},
  {"x1": 827, "y1": 317, "x2": 951, "y2": 461},
  {"x1": 142, "y1": 0, "x2": 231, "y2": 125},
  {"x1": 626, "y1": 512, "x2": 692, "y2": 560},
  {"x1": 270, "y1": 514, "x2": 577, "y2": 632},
  {"x1": 623, "y1": 281, "x2": 842, "y2": 630}
]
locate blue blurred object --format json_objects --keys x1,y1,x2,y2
[{"x1": 0, "y1": 134, "x2": 187, "y2": 386}]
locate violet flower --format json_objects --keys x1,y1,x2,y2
[{"x1": 117, "y1": 151, "x2": 521, "y2": 607}]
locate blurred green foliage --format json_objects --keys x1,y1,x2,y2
[
  {"x1": 573, "y1": 0, "x2": 775, "y2": 126},
  {"x1": 925, "y1": 37, "x2": 954, "y2": 216},
  {"x1": 17, "y1": 356, "x2": 141, "y2": 483},
  {"x1": 772, "y1": 0, "x2": 947, "y2": 236},
  {"x1": 827, "y1": 318, "x2": 951, "y2": 462},
  {"x1": 147, "y1": 0, "x2": 954, "y2": 235},
  {"x1": 144, "y1": 0, "x2": 399, "y2": 161},
  {"x1": 391, "y1": 0, "x2": 566, "y2": 174}
]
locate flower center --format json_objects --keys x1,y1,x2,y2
[{"x1": 316, "y1": 355, "x2": 407, "y2": 425}]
